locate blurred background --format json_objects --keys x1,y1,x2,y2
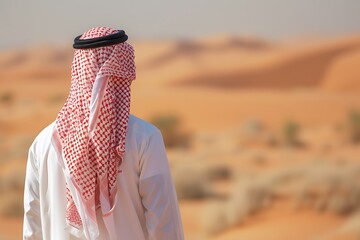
[{"x1": 1, "y1": 0, "x2": 360, "y2": 239}]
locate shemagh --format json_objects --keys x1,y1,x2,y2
[{"x1": 52, "y1": 27, "x2": 136, "y2": 239}]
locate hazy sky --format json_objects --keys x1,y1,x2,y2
[{"x1": 1, "y1": 0, "x2": 360, "y2": 48}]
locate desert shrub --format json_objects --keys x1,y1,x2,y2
[
  {"x1": 283, "y1": 120, "x2": 302, "y2": 146},
  {"x1": 237, "y1": 119, "x2": 280, "y2": 147},
  {"x1": 226, "y1": 179, "x2": 272, "y2": 223},
  {"x1": 150, "y1": 114, "x2": 191, "y2": 148},
  {"x1": 294, "y1": 163, "x2": 360, "y2": 215},
  {"x1": 205, "y1": 165, "x2": 232, "y2": 181},
  {"x1": 202, "y1": 201, "x2": 230, "y2": 235},
  {"x1": 173, "y1": 166, "x2": 213, "y2": 200},
  {"x1": 203, "y1": 178, "x2": 273, "y2": 235},
  {"x1": 348, "y1": 110, "x2": 360, "y2": 143},
  {"x1": 0, "y1": 92, "x2": 14, "y2": 104},
  {"x1": 237, "y1": 119, "x2": 264, "y2": 147},
  {"x1": 202, "y1": 161, "x2": 360, "y2": 235},
  {"x1": 241, "y1": 119, "x2": 263, "y2": 136}
]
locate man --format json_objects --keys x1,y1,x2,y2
[{"x1": 23, "y1": 27, "x2": 184, "y2": 240}]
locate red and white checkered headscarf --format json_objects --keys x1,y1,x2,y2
[{"x1": 52, "y1": 27, "x2": 136, "y2": 239}]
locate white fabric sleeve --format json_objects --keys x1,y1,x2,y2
[
  {"x1": 139, "y1": 129, "x2": 184, "y2": 240},
  {"x1": 23, "y1": 145, "x2": 43, "y2": 239}
]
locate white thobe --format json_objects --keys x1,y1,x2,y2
[{"x1": 23, "y1": 114, "x2": 184, "y2": 240}]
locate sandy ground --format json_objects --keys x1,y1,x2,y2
[{"x1": 211, "y1": 200, "x2": 345, "y2": 240}]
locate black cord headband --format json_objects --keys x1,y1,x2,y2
[{"x1": 73, "y1": 30, "x2": 128, "y2": 49}]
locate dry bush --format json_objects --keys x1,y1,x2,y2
[
  {"x1": 236, "y1": 119, "x2": 280, "y2": 148},
  {"x1": 348, "y1": 110, "x2": 360, "y2": 143},
  {"x1": 294, "y1": 162, "x2": 360, "y2": 215},
  {"x1": 204, "y1": 165, "x2": 232, "y2": 181},
  {"x1": 172, "y1": 165, "x2": 213, "y2": 200},
  {"x1": 202, "y1": 161, "x2": 360, "y2": 235},
  {"x1": 240, "y1": 119, "x2": 263, "y2": 137},
  {"x1": 0, "y1": 91, "x2": 14, "y2": 104},
  {"x1": 227, "y1": 179, "x2": 272, "y2": 223},
  {"x1": 172, "y1": 162, "x2": 232, "y2": 200},
  {"x1": 202, "y1": 177, "x2": 273, "y2": 235},
  {"x1": 202, "y1": 200, "x2": 230, "y2": 234},
  {"x1": 282, "y1": 120, "x2": 303, "y2": 147},
  {"x1": 150, "y1": 114, "x2": 191, "y2": 148},
  {"x1": 237, "y1": 119, "x2": 264, "y2": 147}
]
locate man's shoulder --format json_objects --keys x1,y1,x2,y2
[
  {"x1": 29, "y1": 122, "x2": 55, "y2": 152},
  {"x1": 36, "y1": 122, "x2": 55, "y2": 141},
  {"x1": 128, "y1": 114, "x2": 160, "y2": 137}
]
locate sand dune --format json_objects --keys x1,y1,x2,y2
[
  {"x1": 322, "y1": 47, "x2": 360, "y2": 92},
  {"x1": 2, "y1": 35, "x2": 360, "y2": 92},
  {"x1": 1, "y1": 35, "x2": 360, "y2": 132},
  {"x1": 131, "y1": 35, "x2": 360, "y2": 91},
  {"x1": 0, "y1": 45, "x2": 72, "y2": 81},
  {"x1": 142, "y1": 35, "x2": 271, "y2": 69},
  {"x1": 176, "y1": 36, "x2": 360, "y2": 89}
]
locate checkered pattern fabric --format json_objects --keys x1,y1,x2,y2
[{"x1": 55, "y1": 27, "x2": 136, "y2": 229}]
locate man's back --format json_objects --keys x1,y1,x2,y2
[{"x1": 23, "y1": 114, "x2": 184, "y2": 240}]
